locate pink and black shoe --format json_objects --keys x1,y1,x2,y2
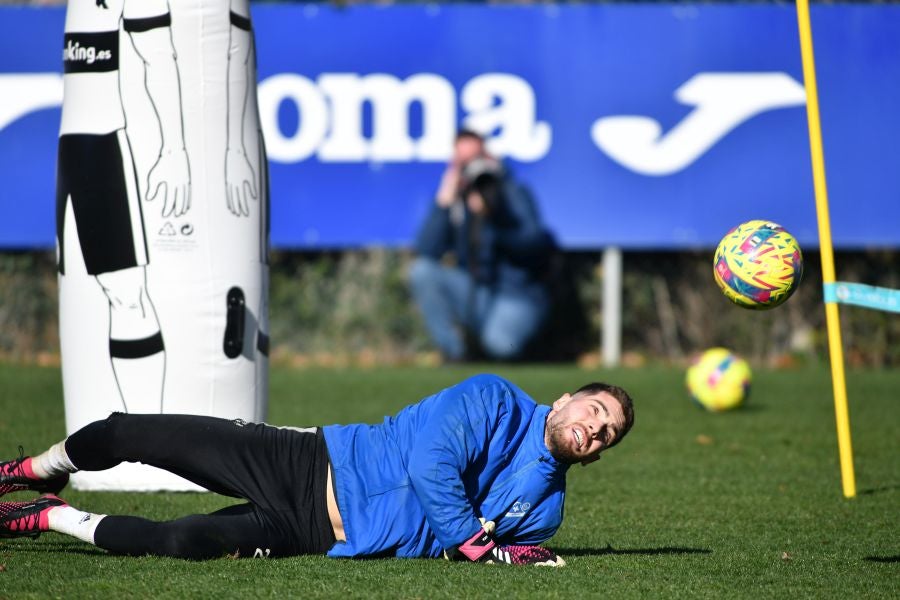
[
  {"x1": 0, "y1": 449, "x2": 69, "y2": 498},
  {"x1": 0, "y1": 495, "x2": 67, "y2": 538}
]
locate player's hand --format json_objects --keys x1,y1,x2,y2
[
  {"x1": 444, "y1": 519, "x2": 497, "y2": 562},
  {"x1": 225, "y1": 148, "x2": 258, "y2": 217},
  {"x1": 146, "y1": 148, "x2": 192, "y2": 218},
  {"x1": 484, "y1": 545, "x2": 566, "y2": 567},
  {"x1": 443, "y1": 520, "x2": 565, "y2": 566}
]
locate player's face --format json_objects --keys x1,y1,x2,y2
[{"x1": 544, "y1": 391, "x2": 626, "y2": 465}]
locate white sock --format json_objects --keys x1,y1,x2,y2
[
  {"x1": 48, "y1": 506, "x2": 106, "y2": 545},
  {"x1": 30, "y1": 441, "x2": 77, "y2": 479}
]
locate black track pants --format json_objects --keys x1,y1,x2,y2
[{"x1": 65, "y1": 413, "x2": 335, "y2": 559}]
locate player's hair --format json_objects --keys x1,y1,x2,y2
[{"x1": 573, "y1": 382, "x2": 634, "y2": 449}]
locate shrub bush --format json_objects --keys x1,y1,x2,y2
[{"x1": 1, "y1": 249, "x2": 897, "y2": 367}]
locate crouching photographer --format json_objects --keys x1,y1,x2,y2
[{"x1": 410, "y1": 129, "x2": 557, "y2": 362}]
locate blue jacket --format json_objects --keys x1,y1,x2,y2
[
  {"x1": 323, "y1": 374, "x2": 569, "y2": 558},
  {"x1": 414, "y1": 175, "x2": 556, "y2": 292}
]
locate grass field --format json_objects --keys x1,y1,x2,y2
[{"x1": 0, "y1": 363, "x2": 897, "y2": 598}]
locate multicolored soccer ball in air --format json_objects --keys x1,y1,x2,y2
[
  {"x1": 685, "y1": 348, "x2": 751, "y2": 412},
  {"x1": 713, "y1": 220, "x2": 804, "y2": 310}
]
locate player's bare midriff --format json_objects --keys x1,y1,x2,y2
[{"x1": 326, "y1": 465, "x2": 345, "y2": 542}]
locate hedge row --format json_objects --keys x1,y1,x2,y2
[{"x1": 0, "y1": 249, "x2": 896, "y2": 366}]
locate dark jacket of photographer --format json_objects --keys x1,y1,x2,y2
[{"x1": 414, "y1": 167, "x2": 556, "y2": 292}]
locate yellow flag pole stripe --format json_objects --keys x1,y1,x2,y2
[{"x1": 795, "y1": 0, "x2": 856, "y2": 498}]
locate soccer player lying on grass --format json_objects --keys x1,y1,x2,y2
[{"x1": 0, "y1": 374, "x2": 633, "y2": 565}]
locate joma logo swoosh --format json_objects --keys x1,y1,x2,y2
[
  {"x1": 591, "y1": 72, "x2": 806, "y2": 176},
  {"x1": 0, "y1": 74, "x2": 63, "y2": 132}
]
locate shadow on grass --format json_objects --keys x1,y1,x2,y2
[
  {"x1": 7, "y1": 540, "x2": 716, "y2": 561},
  {"x1": 557, "y1": 545, "x2": 711, "y2": 557},
  {"x1": 857, "y1": 483, "x2": 900, "y2": 496},
  {"x1": 864, "y1": 555, "x2": 900, "y2": 563},
  {"x1": 2, "y1": 540, "x2": 106, "y2": 556}
]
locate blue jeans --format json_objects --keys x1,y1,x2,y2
[{"x1": 409, "y1": 257, "x2": 548, "y2": 361}]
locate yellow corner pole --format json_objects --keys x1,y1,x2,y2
[{"x1": 795, "y1": 0, "x2": 856, "y2": 498}]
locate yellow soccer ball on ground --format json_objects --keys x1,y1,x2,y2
[
  {"x1": 686, "y1": 348, "x2": 751, "y2": 412},
  {"x1": 713, "y1": 220, "x2": 803, "y2": 309}
]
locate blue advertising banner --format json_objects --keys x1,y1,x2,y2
[{"x1": 1, "y1": 4, "x2": 898, "y2": 249}]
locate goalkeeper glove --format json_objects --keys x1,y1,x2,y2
[
  {"x1": 444, "y1": 518, "x2": 497, "y2": 562},
  {"x1": 486, "y1": 545, "x2": 566, "y2": 567},
  {"x1": 444, "y1": 519, "x2": 566, "y2": 566}
]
